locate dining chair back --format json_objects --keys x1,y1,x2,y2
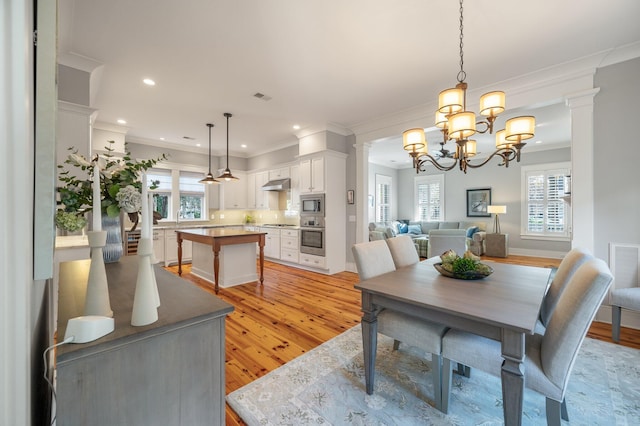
[
  {"x1": 352, "y1": 240, "x2": 448, "y2": 411},
  {"x1": 537, "y1": 247, "x2": 592, "y2": 332},
  {"x1": 441, "y1": 258, "x2": 613, "y2": 425},
  {"x1": 352, "y1": 240, "x2": 396, "y2": 281},
  {"x1": 386, "y1": 235, "x2": 420, "y2": 269}
]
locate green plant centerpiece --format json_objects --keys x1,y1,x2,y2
[
  {"x1": 435, "y1": 249, "x2": 493, "y2": 280},
  {"x1": 56, "y1": 140, "x2": 168, "y2": 232}
]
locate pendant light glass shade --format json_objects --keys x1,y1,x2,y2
[
  {"x1": 200, "y1": 123, "x2": 220, "y2": 184},
  {"x1": 216, "y1": 112, "x2": 239, "y2": 181}
]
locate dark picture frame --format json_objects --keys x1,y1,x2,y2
[{"x1": 466, "y1": 188, "x2": 491, "y2": 217}]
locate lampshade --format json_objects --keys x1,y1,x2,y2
[
  {"x1": 448, "y1": 111, "x2": 476, "y2": 140},
  {"x1": 479, "y1": 91, "x2": 505, "y2": 117},
  {"x1": 505, "y1": 116, "x2": 535, "y2": 142},
  {"x1": 495, "y1": 129, "x2": 511, "y2": 149},
  {"x1": 403, "y1": 128, "x2": 426, "y2": 151},
  {"x1": 464, "y1": 139, "x2": 477, "y2": 157},
  {"x1": 438, "y1": 87, "x2": 464, "y2": 115},
  {"x1": 488, "y1": 205, "x2": 507, "y2": 214},
  {"x1": 435, "y1": 111, "x2": 449, "y2": 129}
]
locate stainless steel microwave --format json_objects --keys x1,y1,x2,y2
[{"x1": 300, "y1": 193, "x2": 325, "y2": 216}]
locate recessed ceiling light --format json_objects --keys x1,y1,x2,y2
[
  {"x1": 196, "y1": 143, "x2": 201, "y2": 147},
  {"x1": 241, "y1": 144, "x2": 247, "y2": 148},
  {"x1": 160, "y1": 137, "x2": 165, "y2": 141},
  {"x1": 292, "y1": 124, "x2": 301, "y2": 130},
  {"x1": 143, "y1": 78, "x2": 156, "y2": 86},
  {"x1": 117, "y1": 119, "x2": 127, "y2": 124},
  {"x1": 535, "y1": 140, "x2": 542, "y2": 144}
]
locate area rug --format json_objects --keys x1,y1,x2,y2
[{"x1": 227, "y1": 325, "x2": 640, "y2": 425}]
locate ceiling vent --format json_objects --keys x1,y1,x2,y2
[{"x1": 253, "y1": 92, "x2": 272, "y2": 101}]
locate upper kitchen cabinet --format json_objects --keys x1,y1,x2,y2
[
  {"x1": 268, "y1": 167, "x2": 290, "y2": 180},
  {"x1": 299, "y1": 157, "x2": 324, "y2": 194},
  {"x1": 219, "y1": 171, "x2": 247, "y2": 209},
  {"x1": 289, "y1": 164, "x2": 300, "y2": 211}
]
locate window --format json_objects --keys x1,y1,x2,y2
[
  {"x1": 147, "y1": 164, "x2": 208, "y2": 222},
  {"x1": 375, "y1": 174, "x2": 391, "y2": 222},
  {"x1": 521, "y1": 162, "x2": 571, "y2": 240},
  {"x1": 415, "y1": 174, "x2": 444, "y2": 221},
  {"x1": 147, "y1": 169, "x2": 172, "y2": 219},
  {"x1": 179, "y1": 171, "x2": 205, "y2": 219}
]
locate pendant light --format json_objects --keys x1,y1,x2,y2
[
  {"x1": 217, "y1": 112, "x2": 239, "y2": 181},
  {"x1": 199, "y1": 123, "x2": 220, "y2": 184}
]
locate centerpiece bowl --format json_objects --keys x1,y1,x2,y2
[{"x1": 434, "y1": 262, "x2": 493, "y2": 280}]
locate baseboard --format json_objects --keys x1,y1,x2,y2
[
  {"x1": 345, "y1": 261, "x2": 357, "y2": 273},
  {"x1": 507, "y1": 247, "x2": 566, "y2": 259},
  {"x1": 595, "y1": 305, "x2": 640, "y2": 330}
]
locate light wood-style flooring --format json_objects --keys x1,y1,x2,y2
[{"x1": 165, "y1": 254, "x2": 640, "y2": 426}]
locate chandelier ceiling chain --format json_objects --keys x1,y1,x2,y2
[{"x1": 402, "y1": 0, "x2": 536, "y2": 174}]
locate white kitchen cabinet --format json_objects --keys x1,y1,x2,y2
[
  {"x1": 280, "y1": 229, "x2": 299, "y2": 263},
  {"x1": 219, "y1": 171, "x2": 247, "y2": 209},
  {"x1": 254, "y1": 171, "x2": 269, "y2": 209},
  {"x1": 268, "y1": 167, "x2": 290, "y2": 180},
  {"x1": 289, "y1": 164, "x2": 300, "y2": 211},
  {"x1": 299, "y1": 156, "x2": 324, "y2": 194},
  {"x1": 164, "y1": 229, "x2": 192, "y2": 266},
  {"x1": 152, "y1": 229, "x2": 165, "y2": 263},
  {"x1": 299, "y1": 253, "x2": 326, "y2": 269},
  {"x1": 260, "y1": 227, "x2": 281, "y2": 259},
  {"x1": 246, "y1": 172, "x2": 257, "y2": 209}
]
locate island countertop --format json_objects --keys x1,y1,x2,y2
[{"x1": 176, "y1": 228, "x2": 267, "y2": 293}]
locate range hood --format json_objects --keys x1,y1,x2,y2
[{"x1": 261, "y1": 178, "x2": 291, "y2": 191}]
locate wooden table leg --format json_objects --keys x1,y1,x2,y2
[
  {"x1": 213, "y1": 246, "x2": 220, "y2": 294},
  {"x1": 361, "y1": 292, "x2": 378, "y2": 395},
  {"x1": 501, "y1": 329, "x2": 525, "y2": 426},
  {"x1": 177, "y1": 232, "x2": 183, "y2": 276},
  {"x1": 258, "y1": 236, "x2": 265, "y2": 286}
]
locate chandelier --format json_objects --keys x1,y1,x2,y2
[{"x1": 403, "y1": 0, "x2": 535, "y2": 174}]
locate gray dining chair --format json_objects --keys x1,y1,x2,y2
[
  {"x1": 352, "y1": 240, "x2": 448, "y2": 411},
  {"x1": 386, "y1": 235, "x2": 420, "y2": 269},
  {"x1": 536, "y1": 247, "x2": 593, "y2": 334},
  {"x1": 440, "y1": 258, "x2": 613, "y2": 425},
  {"x1": 611, "y1": 287, "x2": 640, "y2": 343}
]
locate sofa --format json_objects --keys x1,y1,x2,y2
[{"x1": 368, "y1": 220, "x2": 487, "y2": 257}]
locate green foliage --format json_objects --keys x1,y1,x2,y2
[
  {"x1": 452, "y1": 257, "x2": 478, "y2": 274},
  {"x1": 56, "y1": 141, "x2": 168, "y2": 228}
]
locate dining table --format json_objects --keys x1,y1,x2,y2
[{"x1": 354, "y1": 257, "x2": 551, "y2": 426}]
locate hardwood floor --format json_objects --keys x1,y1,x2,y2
[{"x1": 164, "y1": 255, "x2": 640, "y2": 425}]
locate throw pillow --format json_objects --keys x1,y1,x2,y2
[
  {"x1": 466, "y1": 226, "x2": 479, "y2": 238},
  {"x1": 408, "y1": 224, "x2": 422, "y2": 235},
  {"x1": 398, "y1": 223, "x2": 409, "y2": 234}
]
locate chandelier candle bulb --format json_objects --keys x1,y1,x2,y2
[
  {"x1": 438, "y1": 87, "x2": 464, "y2": 114},
  {"x1": 495, "y1": 129, "x2": 510, "y2": 149},
  {"x1": 465, "y1": 140, "x2": 477, "y2": 157},
  {"x1": 92, "y1": 160, "x2": 101, "y2": 231},
  {"x1": 435, "y1": 111, "x2": 449, "y2": 129},
  {"x1": 448, "y1": 111, "x2": 476, "y2": 140}
]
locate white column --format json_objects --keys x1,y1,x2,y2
[
  {"x1": 565, "y1": 88, "x2": 600, "y2": 252},
  {"x1": 355, "y1": 140, "x2": 372, "y2": 244}
]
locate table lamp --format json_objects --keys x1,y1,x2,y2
[{"x1": 488, "y1": 205, "x2": 506, "y2": 234}]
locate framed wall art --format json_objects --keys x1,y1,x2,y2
[{"x1": 466, "y1": 188, "x2": 491, "y2": 217}]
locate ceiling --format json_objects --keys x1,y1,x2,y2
[{"x1": 58, "y1": 0, "x2": 640, "y2": 167}]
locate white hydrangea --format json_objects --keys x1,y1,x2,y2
[{"x1": 115, "y1": 185, "x2": 142, "y2": 213}]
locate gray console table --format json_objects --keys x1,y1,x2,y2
[{"x1": 55, "y1": 256, "x2": 234, "y2": 426}]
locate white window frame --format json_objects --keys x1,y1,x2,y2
[
  {"x1": 375, "y1": 174, "x2": 392, "y2": 223},
  {"x1": 414, "y1": 174, "x2": 445, "y2": 221},
  {"x1": 520, "y1": 162, "x2": 571, "y2": 241},
  {"x1": 147, "y1": 161, "x2": 209, "y2": 222}
]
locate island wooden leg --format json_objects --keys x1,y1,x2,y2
[
  {"x1": 177, "y1": 232, "x2": 183, "y2": 276},
  {"x1": 213, "y1": 246, "x2": 220, "y2": 294},
  {"x1": 258, "y1": 236, "x2": 265, "y2": 286}
]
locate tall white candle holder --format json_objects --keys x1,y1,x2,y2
[
  {"x1": 149, "y1": 248, "x2": 161, "y2": 308},
  {"x1": 84, "y1": 230, "x2": 113, "y2": 317},
  {"x1": 131, "y1": 238, "x2": 158, "y2": 326}
]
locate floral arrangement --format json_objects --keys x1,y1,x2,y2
[{"x1": 56, "y1": 140, "x2": 167, "y2": 231}]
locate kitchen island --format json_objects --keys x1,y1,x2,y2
[{"x1": 176, "y1": 228, "x2": 266, "y2": 293}]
